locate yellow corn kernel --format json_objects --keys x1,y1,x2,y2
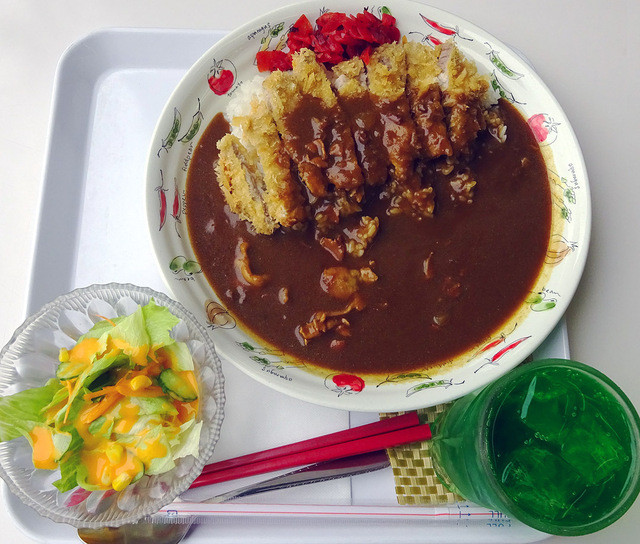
[
  {"x1": 130, "y1": 375, "x2": 152, "y2": 391},
  {"x1": 111, "y1": 472, "x2": 132, "y2": 492},
  {"x1": 106, "y1": 443, "x2": 124, "y2": 465},
  {"x1": 59, "y1": 348, "x2": 70, "y2": 363}
]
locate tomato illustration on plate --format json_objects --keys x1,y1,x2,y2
[
  {"x1": 325, "y1": 373, "x2": 365, "y2": 396},
  {"x1": 528, "y1": 113, "x2": 560, "y2": 145},
  {"x1": 208, "y1": 58, "x2": 237, "y2": 95}
]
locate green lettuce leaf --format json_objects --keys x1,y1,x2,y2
[
  {"x1": 102, "y1": 306, "x2": 149, "y2": 350},
  {"x1": 0, "y1": 379, "x2": 62, "y2": 442},
  {"x1": 78, "y1": 300, "x2": 177, "y2": 355},
  {"x1": 63, "y1": 352, "x2": 128, "y2": 413},
  {"x1": 141, "y1": 299, "x2": 179, "y2": 348},
  {"x1": 53, "y1": 427, "x2": 88, "y2": 492},
  {"x1": 171, "y1": 419, "x2": 202, "y2": 461},
  {"x1": 54, "y1": 448, "x2": 83, "y2": 493}
]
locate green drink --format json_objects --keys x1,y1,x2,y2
[{"x1": 430, "y1": 359, "x2": 640, "y2": 536}]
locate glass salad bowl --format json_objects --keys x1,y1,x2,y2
[{"x1": 0, "y1": 283, "x2": 225, "y2": 528}]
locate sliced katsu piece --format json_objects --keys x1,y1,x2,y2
[
  {"x1": 264, "y1": 69, "x2": 328, "y2": 199},
  {"x1": 215, "y1": 134, "x2": 277, "y2": 235},
  {"x1": 331, "y1": 57, "x2": 389, "y2": 187},
  {"x1": 367, "y1": 42, "x2": 434, "y2": 218},
  {"x1": 264, "y1": 48, "x2": 364, "y2": 210},
  {"x1": 403, "y1": 41, "x2": 453, "y2": 160},
  {"x1": 229, "y1": 90, "x2": 308, "y2": 228},
  {"x1": 437, "y1": 40, "x2": 491, "y2": 155},
  {"x1": 291, "y1": 49, "x2": 364, "y2": 197}
]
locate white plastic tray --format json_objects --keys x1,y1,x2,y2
[{"x1": 3, "y1": 28, "x2": 566, "y2": 543}]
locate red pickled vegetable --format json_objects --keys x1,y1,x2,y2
[
  {"x1": 257, "y1": 9, "x2": 401, "y2": 72},
  {"x1": 256, "y1": 50, "x2": 292, "y2": 72}
]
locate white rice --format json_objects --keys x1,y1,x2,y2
[{"x1": 225, "y1": 74, "x2": 267, "y2": 141}]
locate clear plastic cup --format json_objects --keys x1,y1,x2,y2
[{"x1": 430, "y1": 358, "x2": 640, "y2": 536}]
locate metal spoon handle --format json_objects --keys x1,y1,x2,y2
[{"x1": 197, "y1": 449, "x2": 391, "y2": 504}]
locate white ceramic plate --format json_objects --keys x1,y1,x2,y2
[{"x1": 146, "y1": 0, "x2": 590, "y2": 412}]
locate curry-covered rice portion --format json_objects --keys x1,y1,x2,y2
[{"x1": 186, "y1": 36, "x2": 551, "y2": 376}]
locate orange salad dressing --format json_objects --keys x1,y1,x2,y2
[
  {"x1": 32, "y1": 321, "x2": 199, "y2": 491},
  {"x1": 29, "y1": 426, "x2": 58, "y2": 470}
]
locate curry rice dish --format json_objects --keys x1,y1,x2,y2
[{"x1": 186, "y1": 40, "x2": 552, "y2": 376}]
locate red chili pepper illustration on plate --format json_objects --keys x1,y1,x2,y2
[
  {"x1": 491, "y1": 336, "x2": 531, "y2": 362},
  {"x1": 479, "y1": 336, "x2": 506, "y2": 354},
  {"x1": 406, "y1": 31, "x2": 443, "y2": 48},
  {"x1": 468, "y1": 323, "x2": 518, "y2": 360},
  {"x1": 420, "y1": 14, "x2": 472, "y2": 40},
  {"x1": 171, "y1": 178, "x2": 181, "y2": 222},
  {"x1": 474, "y1": 336, "x2": 532, "y2": 373},
  {"x1": 156, "y1": 170, "x2": 168, "y2": 231},
  {"x1": 421, "y1": 15, "x2": 457, "y2": 35}
]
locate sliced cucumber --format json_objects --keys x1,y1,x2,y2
[
  {"x1": 131, "y1": 396, "x2": 178, "y2": 416},
  {"x1": 158, "y1": 368, "x2": 198, "y2": 402}
]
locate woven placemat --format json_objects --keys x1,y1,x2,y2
[{"x1": 381, "y1": 405, "x2": 464, "y2": 505}]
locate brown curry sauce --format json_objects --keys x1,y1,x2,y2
[{"x1": 186, "y1": 100, "x2": 551, "y2": 375}]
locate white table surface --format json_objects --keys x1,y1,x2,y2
[{"x1": 1, "y1": 1, "x2": 639, "y2": 542}]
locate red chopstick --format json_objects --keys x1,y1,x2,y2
[
  {"x1": 200, "y1": 411, "x2": 419, "y2": 476},
  {"x1": 189, "y1": 418, "x2": 431, "y2": 489}
]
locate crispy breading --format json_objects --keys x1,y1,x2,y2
[
  {"x1": 404, "y1": 41, "x2": 453, "y2": 159},
  {"x1": 216, "y1": 39, "x2": 498, "y2": 235},
  {"x1": 291, "y1": 49, "x2": 364, "y2": 194},
  {"x1": 231, "y1": 93, "x2": 307, "y2": 227},
  {"x1": 215, "y1": 134, "x2": 276, "y2": 235},
  {"x1": 438, "y1": 40, "x2": 491, "y2": 154},
  {"x1": 264, "y1": 69, "x2": 328, "y2": 197},
  {"x1": 331, "y1": 57, "x2": 368, "y2": 97},
  {"x1": 367, "y1": 42, "x2": 408, "y2": 101},
  {"x1": 438, "y1": 41, "x2": 489, "y2": 103},
  {"x1": 404, "y1": 41, "x2": 441, "y2": 84},
  {"x1": 367, "y1": 43, "x2": 434, "y2": 217},
  {"x1": 331, "y1": 58, "x2": 389, "y2": 187},
  {"x1": 367, "y1": 42, "x2": 417, "y2": 184},
  {"x1": 291, "y1": 48, "x2": 339, "y2": 107}
]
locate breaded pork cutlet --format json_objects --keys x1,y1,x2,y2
[
  {"x1": 438, "y1": 40, "x2": 490, "y2": 155},
  {"x1": 291, "y1": 49, "x2": 364, "y2": 197},
  {"x1": 404, "y1": 41, "x2": 453, "y2": 160},
  {"x1": 367, "y1": 42, "x2": 434, "y2": 218},
  {"x1": 264, "y1": 69, "x2": 327, "y2": 198},
  {"x1": 264, "y1": 49, "x2": 364, "y2": 205},
  {"x1": 230, "y1": 92, "x2": 307, "y2": 228},
  {"x1": 367, "y1": 42, "x2": 417, "y2": 184},
  {"x1": 331, "y1": 57, "x2": 389, "y2": 187},
  {"x1": 215, "y1": 134, "x2": 276, "y2": 235}
]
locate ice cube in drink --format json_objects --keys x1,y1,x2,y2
[{"x1": 516, "y1": 372, "x2": 586, "y2": 443}]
